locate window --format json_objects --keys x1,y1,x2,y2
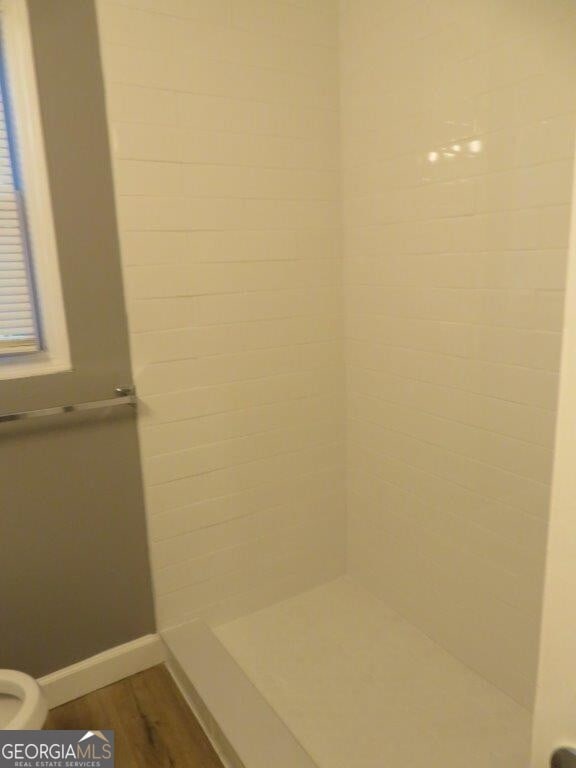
[
  {"x1": 0, "y1": 0, "x2": 69, "y2": 379},
  {"x1": 0, "y1": 43, "x2": 38, "y2": 355}
]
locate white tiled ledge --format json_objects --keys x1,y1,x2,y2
[{"x1": 163, "y1": 620, "x2": 317, "y2": 768}]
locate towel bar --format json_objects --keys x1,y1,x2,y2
[{"x1": 0, "y1": 386, "x2": 136, "y2": 424}]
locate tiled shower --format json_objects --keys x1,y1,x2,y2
[
  {"x1": 99, "y1": 0, "x2": 346, "y2": 626},
  {"x1": 96, "y1": 0, "x2": 576, "y2": 765}
]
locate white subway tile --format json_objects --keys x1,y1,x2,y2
[{"x1": 99, "y1": 0, "x2": 576, "y2": 709}]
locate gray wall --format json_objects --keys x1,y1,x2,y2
[{"x1": 0, "y1": 0, "x2": 155, "y2": 677}]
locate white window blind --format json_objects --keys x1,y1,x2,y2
[{"x1": 0, "y1": 36, "x2": 39, "y2": 356}]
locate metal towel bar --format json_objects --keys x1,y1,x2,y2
[{"x1": 0, "y1": 386, "x2": 137, "y2": 424}]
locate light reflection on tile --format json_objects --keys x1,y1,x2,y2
[{"x1": 341, "y1": 0, "x2": 576, "y2": 708}]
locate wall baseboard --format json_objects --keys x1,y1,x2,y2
[{"x1": 39, "y1": 634, "x2": 166, "y2": 709}]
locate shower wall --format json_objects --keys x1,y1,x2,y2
[
  {"x1": 341, "y1": 0, "x2": 576, "y2": 706},
  {"x1": 95, "y1": 0, "x2": 576, "y2": 712},
  {"x1": 97, "y1": 0, "x2": 345, "y2": 628}
]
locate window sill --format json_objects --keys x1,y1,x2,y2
[{"x1": 0, "y1": 351, "x2": 71, "y2": 381}]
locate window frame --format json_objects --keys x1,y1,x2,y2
[{"x1": 0, "y1": 0, "x2": 69, "y2": 380}]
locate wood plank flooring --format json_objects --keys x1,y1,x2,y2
[{"x1": 46, "y1": 665, "x2": 224, "y2": 768}]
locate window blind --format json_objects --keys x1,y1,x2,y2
[{"x1": 0, "y1": 38, "x2": 39, "y2": 356}]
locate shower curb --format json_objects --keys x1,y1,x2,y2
[{"x1": 163, "y1": 621, "x2": 318, "y2": 768}]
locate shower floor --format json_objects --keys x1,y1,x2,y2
[{"x1": 213, "y1": 578, "x2": 530, "y2": 768}]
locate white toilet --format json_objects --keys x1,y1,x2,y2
[{"x1": 0, "y1": 671, "x2": 48, "y2": 729}]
